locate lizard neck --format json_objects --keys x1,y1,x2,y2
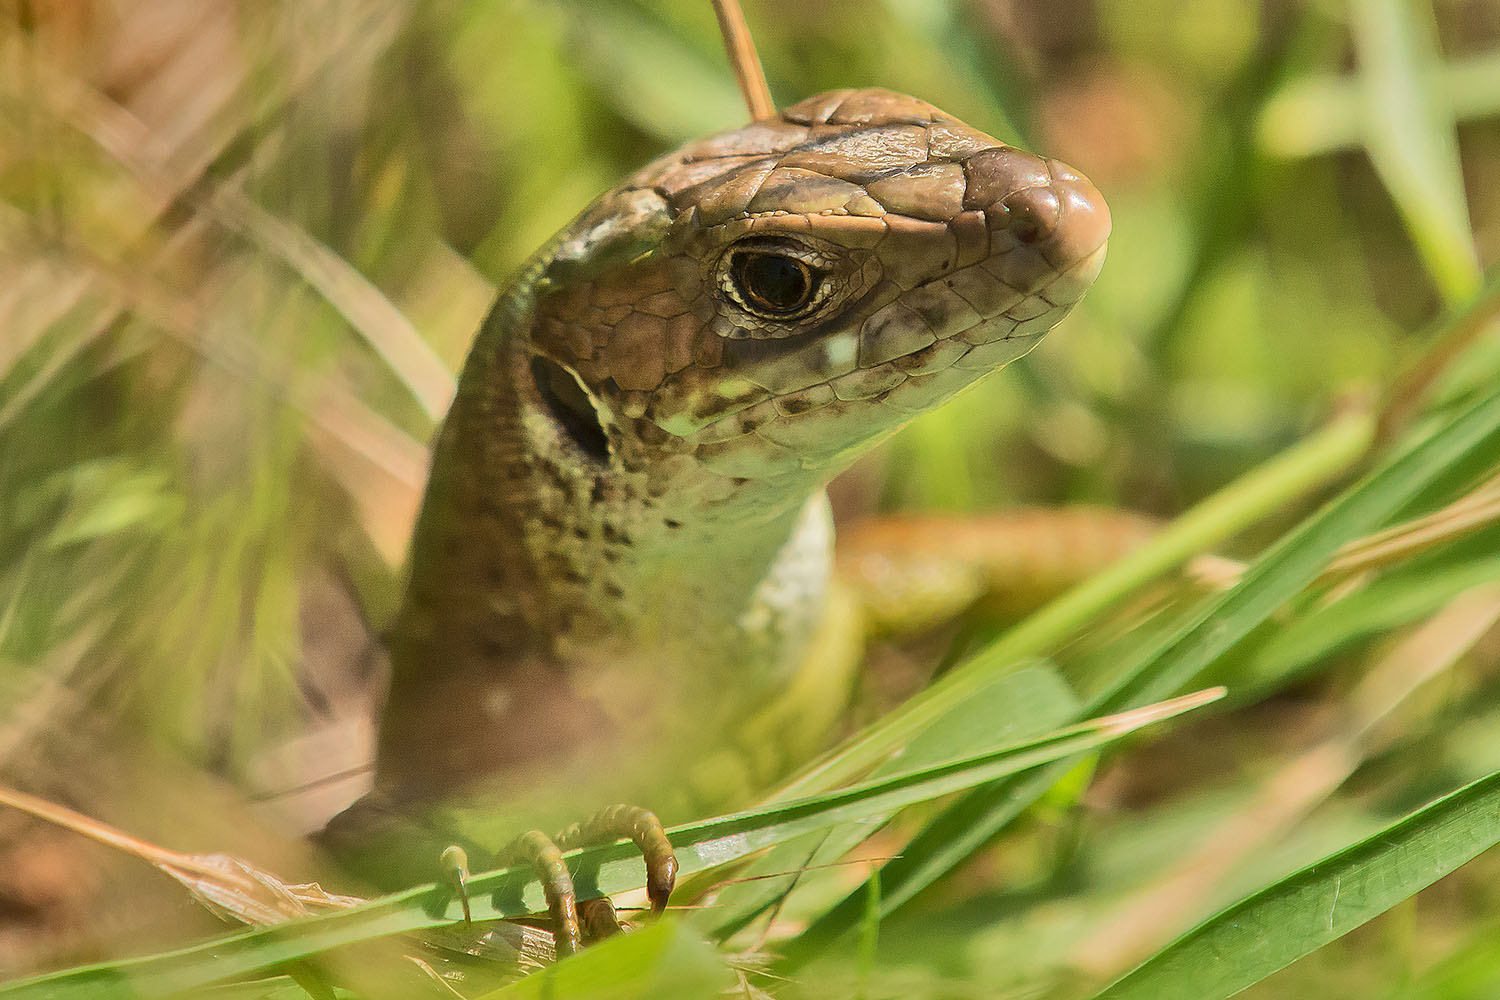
[{"x1": 376, "y1": 289, "x2": 832, "y2": 795}]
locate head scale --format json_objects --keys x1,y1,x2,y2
[{"x1": 522, "y1": 88, "x2": 1110, "y2": 508}]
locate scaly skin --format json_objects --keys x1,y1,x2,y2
[{"x1": 327, "y1": 88, "x2": 1109, "y2": 939}]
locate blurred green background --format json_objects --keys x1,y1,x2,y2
[{"x1": 2, "y1": 0, "x2": 1500, "y2": 996}]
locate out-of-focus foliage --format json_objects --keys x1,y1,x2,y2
[{"x1": 2, "y1": 0, "x2": 1500, "y2": 997}]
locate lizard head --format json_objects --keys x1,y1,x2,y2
[{"x1": 524, "y1": 88, "x2": 1109, "y2": 510}]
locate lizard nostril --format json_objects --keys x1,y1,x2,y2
[{"x1": 999, "y1": 186, "x2": 1061, "y2": 245}]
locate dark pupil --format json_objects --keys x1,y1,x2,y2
[{"x1": 736, "y1": 253, "x2": 813, "y2": 313}]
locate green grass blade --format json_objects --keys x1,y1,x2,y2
[
  {"x1": 564, "y1": 5, "x2": 744, "y2": 143},
  {"x1": 1260, "y1": 49, "x2": 1500, "y2": 157},
  {"x1": 1352, "y1": 0, "x2": 1481, "y2": 303},
  {"x1": 1242, "y1": 551, "x2": 1500, "y2": 691},
  {"x1": 0, "y1": 692, "x2": 1220, "y2": 999},
  {"x1": 856, "y1": 866, "x2": 880, "y2": 1000},
  {"x1": 798, "y1": 377, "x2": 1500, "y2": 946},
  {"x1": 787, "y1": 759, "x2": 1075, "y2": 960},
  {"x1": 478, "y1": 920, "x2": 732, "y2": 1000},
  {"x1": 705, "y1": 664, "x2": 1080, "y2": 940},
  {"x1": 1097, "y1": 379, "x2": 1500, "y2": 714},
  {"x1": 781, "y1": 409, "x2": 1374, "y2": 798},
  {"x1": 1091, "y1": 766, "x2": 1500, "y2": 1000}
]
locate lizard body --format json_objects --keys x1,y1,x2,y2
[{"x1": 360, "y1": 87, "x2": 1110, "y2": 825}]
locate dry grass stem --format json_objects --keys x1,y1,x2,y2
[{"x1": 712, "y1": 0, "x2": 775, "y2": 121}]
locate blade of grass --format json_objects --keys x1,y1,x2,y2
[
  {"x1": 1317, "y1": 470, "x2": 1500, "y2": 582},
  {"x1": 1351, "y1": 0, "x2": 1481, "y2": 304},
  {"x1": 207, "y1": 187, "x2": 456, "y2": 422},
  {"x1": 1089, "y1": 765, "x2": 1500, "y2": 1000},
  {"x1": 479, "y1": 920, "x2": 733, "y2": 1000},
  {"x1": 1381, "y1": 267, "x2": 1500, "y2": 439},
  {"x1": 1091, "y1": 384, "x2": 1500, "y2": 715},
  {"x1": 1259, "y1": 49, "x2": 1500, "y2": 157},
  {"x1": 566, "y1": 4, "x2": 746, "y2": 143},
  {"x1": 706, "y1": 663, "x2": 1080, "y2": 940},
  {"x1": 778, "y1": 408, "x2": 1374, "y2": 800},
  {"x1": 1243, "y1": 552, "x2": 1500, "y2": 693},
  {"x1": 0, "y1": 784, "x2": 364, "y2": 926},
  {"x1": 0, "y1": 691, "x2": 1222, "y2": 999},
  {"x1": 1073, "y1": 585, "x2": 1500, "y2": 977},
  {"x1": 796, "y1": 375, "x2": 1500, "y2": 948},
  {"x1": 856, "y1": 868, "x2": 880, "y2": 1000}
]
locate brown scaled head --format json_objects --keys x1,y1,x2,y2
[{"x1": 527, "y1": 88, "x2": 1109, "y2": 484}]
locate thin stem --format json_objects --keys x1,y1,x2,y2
[{"x1": 713, "y1": 0, "x2": 775, "y2": 121}]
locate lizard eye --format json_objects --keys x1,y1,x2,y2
[
  {"x1": 733, "y1": 252, "x2": 816, "y2": 314},
  {"x1": 729, "y1": 251, "x2": 824, "y2": 316},
  {"x1": 711, "y1": 237, "x2": 850, "y2": 335}
]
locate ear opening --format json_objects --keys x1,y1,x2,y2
[{"x1": 529, "y1": 355, "x2": 610, "y2": 462}]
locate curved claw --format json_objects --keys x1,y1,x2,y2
[
  {"x1": 499, "y1": 830, "x2": 584, "y2": 957},
  {"x1": 555, "y1": 804, "x2": 678, "y2": 917},
  {"x1": 439, "y1": 844, "x2": 472, "y2": 926},
  {"x1": 482, "y1": 804, "x2": 676, "y2": 960}
]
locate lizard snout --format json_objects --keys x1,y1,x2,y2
[{"x1": 961, "y1": 147, "x2": 1111, "y2": 304}]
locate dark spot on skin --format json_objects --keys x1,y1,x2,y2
[
  {"x1": 664, "y1": 518, "x2": 683, "y2": 530},
  {"x1": 601, "y1": 548, "x2": 622, "y2": 563},
  {"x1": 778, "y1": 397, "x2": 814, "y2": 415},
  {"x1": 505, "y1": 453, "x2": 531, "y2": 476},
  {"x1": 487, "y1": 565, "x2": 506, "y2": 586},
  {"x1": 592, "y1": 476, "x2": 608, "y2": 505},
  {"x1": 603, "y1": 581, "x2": 626, "y2": 599},
  {"x1": 538, "y1": 513, "x2": 565, "y2": 532},
  {"x1": 601, "y1": 522, "x2": 632, "y2": 546},
  {"x1": 545, "y1": 552, "x2": 588, "y2": 583},
  {"x1": 636, "y1": 420, "x2": 671, "y2": 446},
  {"x1": 732, "y1": 477, "x2": 751, "y2": 487},
  {"x1": 536, "y1": 457, "x2": 571, "y2": 491},
  {"x1": 572, "y1": 523, "x2": 591, "y2": 540}
]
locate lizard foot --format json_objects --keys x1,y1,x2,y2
[{"x1": 442, "y1": 804, "x2": 676, "y2": 958}]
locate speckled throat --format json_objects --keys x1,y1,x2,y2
[{"x1": 373, "y1": 88, "x2": 1110, "y2": 801}]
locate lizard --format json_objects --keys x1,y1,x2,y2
[{"x1": 321, "y1": 84, "x2": 1110, "y2": 957}]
